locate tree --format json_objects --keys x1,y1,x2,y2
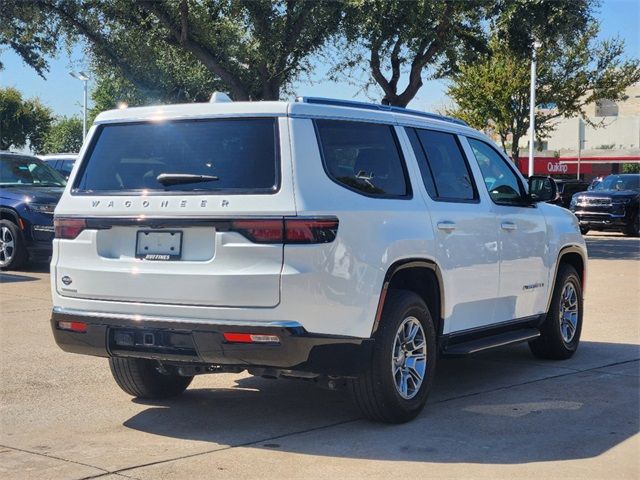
[
  {"x1": 0, "y1": 1, "x2": 59, "y2": 77},
  {"x1": 4, "y1": 0, "x2": 343, "y2": 102},
  {"x1": 0, "y1": 87, "x2": 52, "y2": 152},
  {"x1": 335, "y1": 0, "x2": 487, "y2": 107},
  {"x1": 622, "y1": 163, "x2": 640, "y2": 174},
  {"x1": 39, "y1": 117, "x2": 83, "y2": 154},
  {"x1": 447, "y1": 28, "x2": 640, "y2": 161},
  {"x1": 335, "y1": 0, "x2": 595, "y2": 107}
]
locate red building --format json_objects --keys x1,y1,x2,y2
[{"x1": 516, "y1": 153, "x2": 640, "y2": 180}]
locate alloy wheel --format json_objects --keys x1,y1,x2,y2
[
  {"x1": 559, "y1": 282, "x2": 579, "y2": 343},
  {"x1": 392, "y1": 316, "x2": 427, "y2": 399},
  {"x1": 0, "y1": 226, "x2": 15, "y2": 267}
]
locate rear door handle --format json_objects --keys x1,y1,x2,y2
[
  {"x1": 437, "y1": 221, "x2": 457, "y2": 232},
  {"x1": 501, "y1": 222, "x2": 517, "y2": 231}
]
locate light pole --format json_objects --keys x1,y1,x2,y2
[
  {"x1": 527, "y1": 40, "x2": 542, "y2": 177},
  {"x1": 69, "y1": 71, "x2": 90, "y2": 140}
]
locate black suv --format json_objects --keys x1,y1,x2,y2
[
  {"x1": 549, "y1": 179, "x2": 590, "y2": 209},
  {"x1": 0, "y1": 152, "x2": 66, "y2": 270},
  {"x1": 570, "y1": 174, "x2": 640, "y2": 236}
]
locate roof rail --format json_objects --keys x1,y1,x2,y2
[{"x1": 295, "y1": 96, "x2": 468, "y2": 126}]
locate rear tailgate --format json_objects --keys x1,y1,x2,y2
[{"x1": 53, "y1": 116, "x2": 295, "y2": 308}]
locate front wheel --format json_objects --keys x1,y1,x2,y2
[
  {"x1": 350, "y1": 290, "x2": 437, "y2": 423},
  {"x1": 623, "y1": 212, "x2": 639, "y2": 237},
  {"x1": 109, "y1": 357, "x2": 193, "y2": 399},
  {"x1": 529, "y1": 264, "x2": 583, "y2": 360},
  {"x1": 0, "y1": 220, "x2": 28, "y2": 271}
]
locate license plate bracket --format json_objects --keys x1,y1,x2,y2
[{"x1": 136, "y1": 230, "x2": 182, "y2": 260}]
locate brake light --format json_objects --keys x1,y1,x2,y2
[
  {"x1": 223, "y1": 332, "x2": 280, "y2": 344},
  {"x1": 285, "y1": 218, "x2": 338, "y2": 244},
  {"x1": 229, "y1": 217, "x2": 338, "y2": 244},
  {"x1": 230, "y1": 219, "x2": 284, "y2": 243},
  {"x1": 54, "y1": 218, "x2": 87, "y2": 239}
]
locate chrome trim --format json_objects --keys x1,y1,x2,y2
[{"x1": 52, "y1": 307, "x2": 303, "y2": 329}]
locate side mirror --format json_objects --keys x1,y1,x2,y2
[{"x1": 528, "y1": 175, "x2": 558, "y2": 203}]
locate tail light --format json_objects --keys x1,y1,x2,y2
[
  {"x1": 57, "y1": 320, "x2": 87, "y2": 333},
  {"x1": 54, "y1": 217, "x2": 87, "y2": 239},
  {"x1": 230, "y1": 217, "x2": 338, "y2": 244},
  {"x1": 223, "y1": 332, "x2": 280, "y2": 344},
  {"x1": 230, "y1": 219, "x2": 283, "y2": 243}
]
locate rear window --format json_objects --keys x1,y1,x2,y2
[
  {"x1": 74, "y1": 118, "x2": 279, "y2": 194},
  {"x1": 314, "y1": 120, "x2": 410, "y2": 197}
]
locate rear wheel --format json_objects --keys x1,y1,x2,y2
[
  {"x1": 579, "y1": 226, "x2": 590, "y2": 235},
  {"x1": 350, "y1": 290, "x2": 437, "y2": 423},
  {"x1": 109, "y1": 357, "x2": 193, "y2": 399},
  {"x1": 0, "y1": 220, "x2": 28, "y2": 271},
  {"x1": 529, "y1": 264, "x2": 583, "y2": 360}
]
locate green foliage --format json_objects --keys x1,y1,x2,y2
[
  {"x1": 5, "y1": 0, "x2": 343, "y2": 102},
  {"x1": 0, "y1": 1, "x2": 60, "y2": 77},
  {"x1": 0, "y1": 87, "x2": 52, "y2": 152},
  {"x1": 447, "y1": 27, "x2": 640, "y2": 161},
  {"x1": 335, "y1": 0, "x2": 488, "y2": 107},
  {"x1": 622, "y1": 163, "x2": 640, "y2": 174},
  {"x1": 40, "y1": 117, "x2": 83, "y2": 155},
  {"x1": 335, "y1": 0, "x2": 596, "y2": 107}
]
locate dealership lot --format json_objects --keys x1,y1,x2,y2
[{"x1": 1, "y1": 233, "x2": 638, "y2": 480}]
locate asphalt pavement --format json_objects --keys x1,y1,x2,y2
[{"x1": 1, "y1": 232, "x2": 638, "y2": 479}]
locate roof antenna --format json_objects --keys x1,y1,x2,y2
[{"x1": 209, "y1": 92, "x2": 233, "y2": 103}]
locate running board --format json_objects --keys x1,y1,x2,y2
[{"x1": 442, "y1": 328, "x2": 540, "y2": 356}]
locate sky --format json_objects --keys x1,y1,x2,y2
[{"x1": 1, "y1": 0, "x2": 638, "y2": 119}]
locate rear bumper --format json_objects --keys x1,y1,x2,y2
[{"x1": 50, "y1": 308, "x2": 373, "y2": 376}]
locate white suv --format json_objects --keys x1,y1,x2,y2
[{"x1": 51, "y1": 96, "x2": 587, "y2": 423}]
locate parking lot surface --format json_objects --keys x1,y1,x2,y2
[{"x1": 1, "y1": 232, "x2": 638, "y2": 480}]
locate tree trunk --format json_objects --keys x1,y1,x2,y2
[{"x1": 510, "y1": 136, "x2": 520, "y2": 164}]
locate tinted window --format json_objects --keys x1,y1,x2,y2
[
  {"x1": 315, "y1": 120, "x2": 409, "y2": 197},
  {"x1": 0, "y1": 155, "x2": 66, "y2": 187},
  {"x1": 408, "y1": 128, "x2": 476, "y2": 201},
  {"x1": 595, "y1": 175, "x2": 640, "y2": 192},
  {"x1": 60, "y1": 160, "x2": 75, "y2": 176},
  {"x1": 468, "y1": 138, "x2": 524, "y2": 205},
  {"x1": 74, "y1": 118, "x2": 279, "y2": 193}
]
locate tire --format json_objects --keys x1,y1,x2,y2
[
  {"x1": 623, "y1": 211, "x2": 639, "y2": 237},
  {"x1": 529, "y1": 264, "x2": 583, "y2": 360},
  {"x1": 579, "y1": 226, "x2": 590, "y2": 235},
  {"x1": 350, "y1": 289, "x2": 437, "y2": 423},
  {"x1": 0, "y1": 220, "x2": 28, "y2": 271},
  {"x1": 109, "y1": 357, "x2": 193, "y2": 399}
]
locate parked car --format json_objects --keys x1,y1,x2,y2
[
  {"x1": 570, "y1": 173, "x2": 640, "y2": 236},
  {"x1": 40, "y1": 153, "x2": 77, "y2": 179},
  {"x1": 548, "y1": 179, "x2": 590, "y2": 209},
  {"x1": 0, "y1": 151, "x2": 66, "y2": 270},
  {"x1": 50, "y1": 96, "x2": 587, "y2": 423},
  {"x1": 587, "y1": 176, "x2": 604, "y2": 191}
]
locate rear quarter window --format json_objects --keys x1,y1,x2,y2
[
  {"x1": 74, "y1": 118, "x2": 279, "y2": 194},
  {"x1": 314, "y1": 119, "x2": 410, "y2": 198}
]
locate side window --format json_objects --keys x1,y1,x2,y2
[
  {"x1": 315, "y1": 120, "x2": 410, "y2": 197},
  {"x1": 407, "y1": 128, "x2": 477, "y2": 202},
  {"x1": 60, "y1": 160, "x2": 75, "y2": 176},
  {"x1": 467, "y1": 138, "x2": 525, "y2": 205}
]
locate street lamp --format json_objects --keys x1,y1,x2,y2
[
  {"x1": 69, "y1": 71, "x2": 90, "y2": 140},
  {"x1": 527, "y1": 40, "x2": 542, "y2": 178}
]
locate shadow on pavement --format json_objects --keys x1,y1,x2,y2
[
  {"x1": 123, "y1": 341, "x2": 639, "y2": 464},
  {"x1": 0, "y1": 272, "x2": 41, "y2": 283},
  {"x1": 586, "y1": 235, "x2": 640, "y2": 260}
]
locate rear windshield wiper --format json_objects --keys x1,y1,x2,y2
[{"x1": 156, "y1": 173, "x2": 219, "y2": 186}]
